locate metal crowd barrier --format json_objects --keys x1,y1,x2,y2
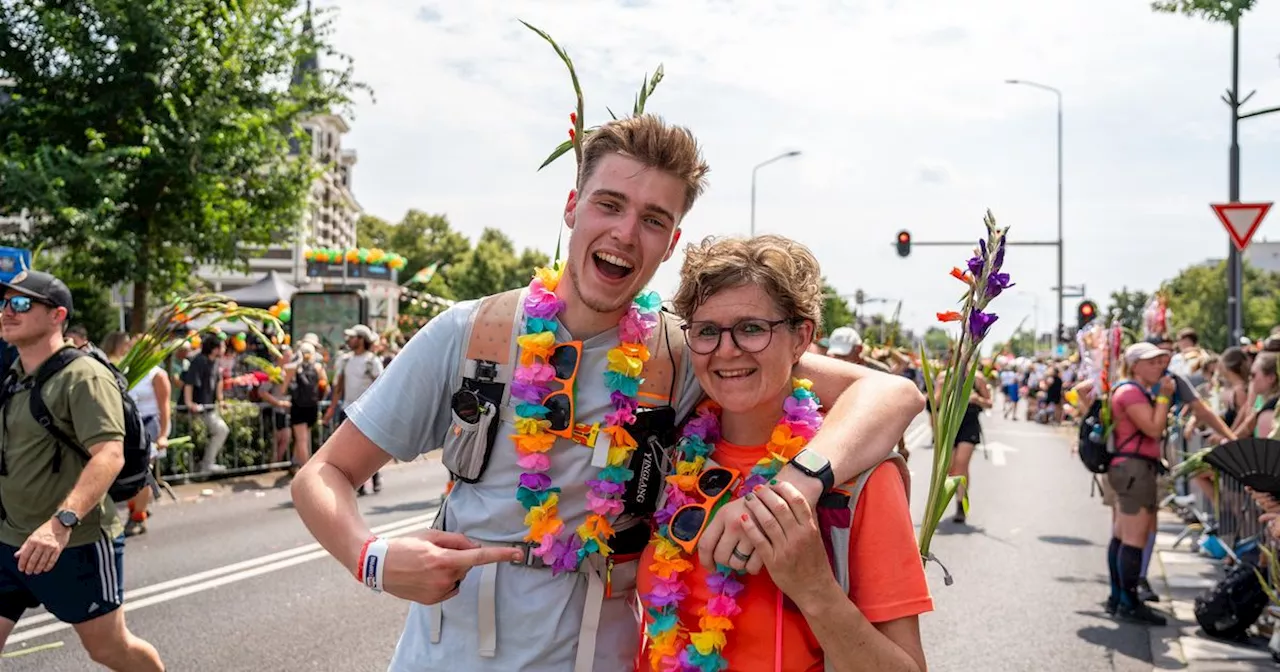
[
  {"x1": 1163, "y1": 415, "x2": 1264, "y2": 549},
  {"x1": 159, "y1": 400, "x2": 337, "y2": 484}
]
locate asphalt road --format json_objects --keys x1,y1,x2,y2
[
  {"x1": 2, "y1": 407, "x2": 1157, "y2": 671},
  {"x1": 910, "y1": 406, "x2": 1156, "y2": 672}
]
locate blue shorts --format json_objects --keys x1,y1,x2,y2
[
  {"x1": 1006, "y1": 384, "x2": 1020, "y2": 402},
  {"x1": 0, "y1": 532, "x2": 125, "y2": 624}
]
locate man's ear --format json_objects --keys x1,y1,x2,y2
[
  {"x1": 663, "y1": 227, "x2": 683, "y2": 262},
  {"x1": 564, "y1": 189, "x2": 578, "y2": 230}
]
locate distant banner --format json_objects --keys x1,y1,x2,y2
[
  {"x1": 306, "y1": 260, "x2": 394, "y2": 281},
  {"x1": 406, "y1": 262, "x2": 439, "y2": 287}
]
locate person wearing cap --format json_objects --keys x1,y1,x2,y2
[
  {"x1": 284, "y1": 341, "x2": 328, "y2": 472},
  {"x1": 1104, "y1": 341, "x2": 1176, "y2": 625},
  {"x1": 324, "y1": 325, "x2": 384, "y2": 495},
  {"x1": 0, "y1": 271, "x2": 165, "y2": 669}
]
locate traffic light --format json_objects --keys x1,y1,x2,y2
[
  {"x1": 895, "y1": 230, "x2": 911, "y2": 257},
  {"x1": 1077, "y1": 300, "x2": 1098, "y2": 327}
]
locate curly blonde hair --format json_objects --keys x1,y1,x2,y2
[{"x1": 671, "y1": 234, "x2": 824, "y2": 331}]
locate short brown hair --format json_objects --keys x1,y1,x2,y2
[
  {"x1": 579, "y1": 114, "x2": 710, "y2": 215},
  {"x1": 672, "y1": 235, "x2": 824, "y2": 332},
  {"x1": 1177, "y1": 327, "x2": 1198, "y2": 345}
]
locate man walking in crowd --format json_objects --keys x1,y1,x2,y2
[
  {"x1": 291, "y1": 114, "x2": 924, "y2": 671},
  {"x1": 182, "y1": 336, "x2": 229, "y2": 474},
  {"x1": 0, "y1": 271, "x2": 164, "y2": 670},
  {"x1": 324, "y1": 324, "x2": 384, "y2": 495}
]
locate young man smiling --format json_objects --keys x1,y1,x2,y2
[{"x1": 291, "y1": 115, "x2": 925, "y2": 671}]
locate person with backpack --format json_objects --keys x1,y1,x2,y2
[
  {"x1": 324, "y1": 324, "x2": 384, "y2": 495},
  {"x1": 290, "y1": 114, "x2": 925, "y2": 671},
  {"x1": 284, "y1": 341, "x2": 326, "y2": 470},
  {"x1": 637, "y1": 235, "x2": 930, "y2": 671},
  {"x1": 0, "y1": 271, "x2": 164, "y2": 670}
]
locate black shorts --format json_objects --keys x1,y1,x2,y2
[
  {"x1": 0, "y1": 532, "x2": 124, "y2": 624},
  {"x1": 262, "y1": 408, "x2": 289, "y2": 432},
  {"x1": 291, "y1": 405, "x2": 319, "y2": 427},
  {"x1": 955, "y1": 412, "x2": 983, "y2": 446}
]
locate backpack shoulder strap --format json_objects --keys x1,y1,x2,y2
[
  {"x1": 823, "y1": 452, "x2": 909, "y2": 595},
  {"x1": 637, "y1": 310, "x2": 682, "y2": 407},
  {"x1": 30, "y1": 348, "x2": 93, "y2": 468},
  {"x1": 456, "y1": 288, "x2": 524, "y2": 410}
]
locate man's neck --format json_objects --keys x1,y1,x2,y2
[
  {"x1": 19, "y1": 333, "x2": 66, "y2": 375},
  {"x1": 554, "y1": 280, "x2": 628, "y2": 341}
]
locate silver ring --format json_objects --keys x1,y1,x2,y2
[{"x1": 731, "y1": 547, "x2": 752, "y2": 563}]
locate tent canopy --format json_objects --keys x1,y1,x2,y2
[{"x1": 218, "y1": 271, "x2": 298, "y2": 308}]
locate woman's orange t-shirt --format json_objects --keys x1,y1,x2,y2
[{"x1": 635, "y1": 440, "x2": 934, "y2": 671}]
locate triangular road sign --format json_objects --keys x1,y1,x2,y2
[{"x1": 1212, "y1": 202, "x2": 1273, "y2": 251}]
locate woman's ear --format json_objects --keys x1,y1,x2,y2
[{"x1": 794, "y1": 320, "x2": 815, "y2": 362}]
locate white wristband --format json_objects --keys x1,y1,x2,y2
[{"x1": 361, "y1": 537, "x2": 389, "y2": 593}]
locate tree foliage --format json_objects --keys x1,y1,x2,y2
[
  {"x1": 1150, "y1": 0, "x2": 1257, "y2": 21},
  {"x1": 1107, "y1": 287, "x2": 1152, "y2": 336},
  {"x1": 1162, "y1": 260, "x2": 1280, "y2": 351},
  {"x1": 922, "y1": 326, "x2": 951, "y2": 357},
  {"x1": 820, "y1": 281, "x2": 854, "y2": 337},
  {"x1": 1005, "y1": 328, "x2": 1038, "y2": 357},
  {"x1": 0, "y1": 0, "x2": 365, "y2": 330}
]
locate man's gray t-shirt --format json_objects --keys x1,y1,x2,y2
[{"x1": 346, "y1": 299, "x2": 701, "y2": 671}]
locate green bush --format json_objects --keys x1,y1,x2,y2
[{"x1": 160, "y1": 400, "x2": 331, "y2": 477}]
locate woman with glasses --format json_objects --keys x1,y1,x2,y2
[{"x1": 636, "y1": 235, "x2": 930, "y2": 672}]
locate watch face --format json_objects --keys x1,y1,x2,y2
[
  {"x1": 792, "y1": 450, "x2": 828, "y2": 473},
  {"x1": 56, "y1": 511, "x2": 78, "y2": 527}
]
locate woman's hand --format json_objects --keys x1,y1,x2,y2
[{"x1": 738, "y1": 482, "x2": 840, "y2": 610}]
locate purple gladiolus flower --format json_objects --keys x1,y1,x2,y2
[
  {"x1": 986, "y1": 271, "x2": 1013, "y2": 299},
  {"x1": 993, "y1": 240, "x2": 1005, "y2": 272},
  {"x1": 968, "y1": 309, "x2": 998, "y2": 339}
]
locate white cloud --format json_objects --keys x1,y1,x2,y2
[{"x1": 321, "y1": 0, "x2": 1280, "y2": 347}]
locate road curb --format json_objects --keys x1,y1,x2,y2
[{"x1": 1149, "y1": 512, "x2": 1275, "y2": 671}]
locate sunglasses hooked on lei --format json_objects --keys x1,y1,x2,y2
[
  {"x1": 643, "y1": 378, "x2": 824, "y2": 672},
  {"x1": 511, "y1": 262, "x2": 663, "y2": 574}
]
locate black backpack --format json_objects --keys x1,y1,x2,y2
[
  {"x1": 4, "y1": 347, "x2": 152, "y2": 503},
  {"x1": 1195, "y1": 561, "x2": 1270, "y2": 640},
  {"x1": 292, "y1": 361, "x2": 320, "y2": 406},
  {"x1": 1078, "y1": 380, "x2": 1150, "y2": 474}
]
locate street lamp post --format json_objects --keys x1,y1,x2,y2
[
  {"x1": 1006, "y1": 79, "x2": 1064, "y2": 351},
  {"x1": 750, "y1": 150, "x2": 802, "y2": 236}
]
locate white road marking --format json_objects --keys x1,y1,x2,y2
[
  {"x1": 905, "y1": 425, "x2": 930, "y2": 449},
  {"x1": 985, "y1": 441, "x2": 1019, "y2": 467},
  {"x1": 7, "y1": 510, "x2": 439, "y2": 645}
]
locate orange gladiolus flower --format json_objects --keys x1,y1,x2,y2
[
  {"x1": 949, "y1": 267, "x2": 972, "y2": 283},
  {"x1": 937, "y1": 311, "x2": 963, "y2": 322}
]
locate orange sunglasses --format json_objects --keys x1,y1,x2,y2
[
  {"x1": 668, "y1": 466, "x2": 742, "y2": 554},
  {"x1": 542, "y1": 342, "x2": 582, "y2": 439}
]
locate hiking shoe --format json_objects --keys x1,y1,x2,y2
[
  {"x1": 1117, "y1": 602, "x2": 1167, "y2": 626},
  {"x1": 1104, "y1": 595, "x2": 1118, "y2": 615},
  {"x1": 372, "y1": 474, "x2": 383, "y2": 494},
  {"x1": 124, "y1": 519, "x2": 147, "y2": 537},
  {"x1": 1138, "y1": 578, "x2": 1159, "y2": 603},
  {"x1": 357, "y1": 485, "x2": 367, "y2": 497}
]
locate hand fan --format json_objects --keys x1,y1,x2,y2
[{"x1": 1205, "y1": 438, "x2": 1280, "y2": 496}]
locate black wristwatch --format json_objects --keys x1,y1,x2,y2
[
  {"x1": 53, "y1": 510, "x2": 81, "y2": 529},
  {"x1": 789, "y1": 449, "x2": 835, "y2": 494}
]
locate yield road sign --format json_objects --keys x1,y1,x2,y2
[{"x1": 1212, "y1": 202, "x2": 1273, "y2": 251}]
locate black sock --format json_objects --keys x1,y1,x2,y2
[
  {"x1": 1119, "y1": 544, "x2": 1144, "y2": 607},
  {"x1": 1107, "y1": 538, "x2": 1122, "y2": 602}
]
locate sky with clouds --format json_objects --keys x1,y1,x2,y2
[{"x1": 319, "y1": 0, "x2": 1280, "y2": 347}]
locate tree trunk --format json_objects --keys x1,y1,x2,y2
[{"x1": 130, "y1": 279, "x2": 149, "y2": 334}]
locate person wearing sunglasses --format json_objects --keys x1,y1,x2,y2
[
  {"x1": 638, "y1": 236, "x2": 930, "y2": 672},
  {"x1": 0, "y1": 271, "x2": 165, "y2": 670}
]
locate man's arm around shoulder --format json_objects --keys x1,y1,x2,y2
[{"x1": 783, "y1": 353, "x2": 926, "y2": 500}]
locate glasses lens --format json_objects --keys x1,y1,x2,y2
[
  {"x1": 670, "y1": 506, "x2": 707, "y2": 542},
  {"x1": 698, "y1": 468, "x2": 733, "y2": 497},
  {"x1": 731, "y1": 320, "x2": 778, "y2": 353},
  {"x1": 5, "y1": 296, "x2": 32, "y2": 313},
  {"x1": 544, "y1": 392, "x2": 572, "y2": 431},
  {"x1": 685, "y1": 322, "x2": 722, "y2": 355},
  {"x1": 549, "y1": 345, "x2": 579, "y2": 380}
]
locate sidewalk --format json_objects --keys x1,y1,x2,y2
[
  {"x1": 149, "y1": 449, "x2": 442, "y2": 505},
  {"x1": 1149, "y1": 511, "x2": 1276, "y2": 671}
]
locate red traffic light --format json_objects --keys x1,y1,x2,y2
[
  {"x1": 1081, "y1": 304, "x2": 1094, "y2": 316},
  {"x1": 898, "y1": 232, "x2": 910, "y2": 243},
  {"x1": 1076, "y1": 300, "x2": 1098, "y2": 327},
  {"x1": 895, "y1": 230, "x2": 911, "y2": 258}
]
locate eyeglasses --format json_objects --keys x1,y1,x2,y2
[
  {"x1": 682, "y1": 318, "x2": 797, "y2": 355},
  {"x1": 668, "y1": 466, "x2": 742, "y2": 554},
  {"x1": 543, "y1": 342, "x2": 582, "y2": 438},
  {"x1": 0, "y1": 296, "x2": 44, "y2": 314}
]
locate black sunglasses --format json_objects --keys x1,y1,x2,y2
[{"x1": 0, "y1": 296, "x2": 48, "y2": 314}]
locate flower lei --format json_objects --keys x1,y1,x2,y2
[
  {"x1": 643, "y1": 378, "x2": 824, "y2": 672},
  {"x1": 511, "y1": 262, "x2": 663, "y2": 573}
]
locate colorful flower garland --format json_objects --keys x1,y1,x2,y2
[
  {"x1": 511, "y1": 262, "x2": 663, "y2": 573},
  {"x1": 643, "y1": 378, "x2": 824, "y2": 672}
]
